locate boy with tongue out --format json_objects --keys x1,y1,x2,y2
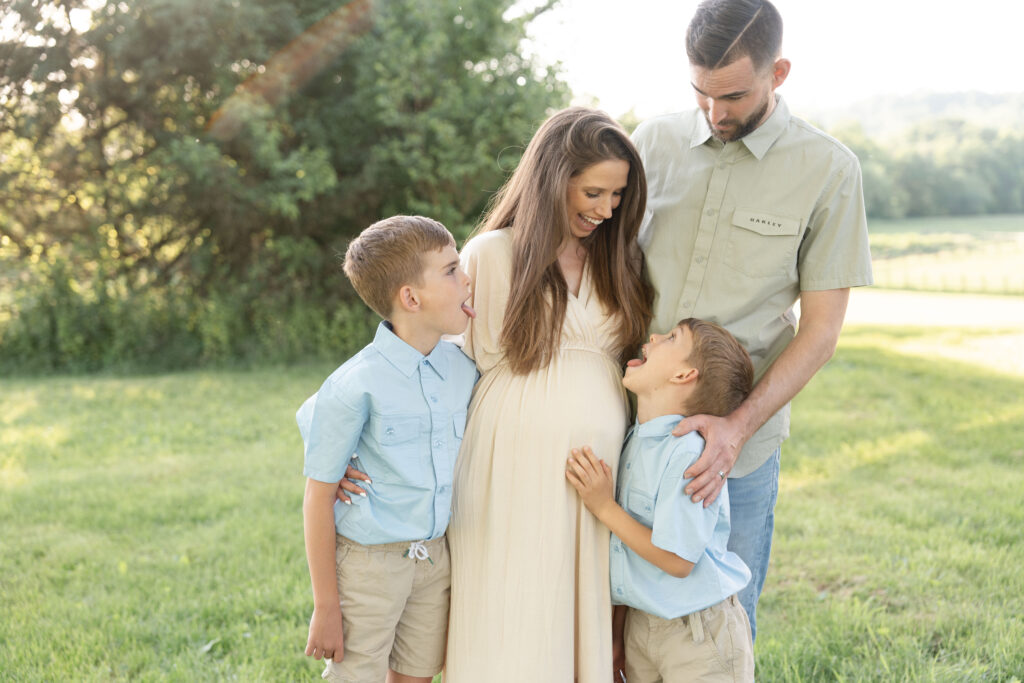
[
  {"x1": 567, "y1": 318, "x2": 757, "y2": 683},
  {"x1": 297, "y1": 215, "x2": 478, "y2": 683}
]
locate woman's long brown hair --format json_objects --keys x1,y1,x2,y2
[{"x1": 475, "y1": 107, "x2": 653, "y2": 374}]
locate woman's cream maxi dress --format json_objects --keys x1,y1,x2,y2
[{"x1": 445, "y1": 230, "x2": 629, "y2": 682}]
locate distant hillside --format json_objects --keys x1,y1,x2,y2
[{"x1": 803, "y1": 91, "x2": 1024, "y2": 137}]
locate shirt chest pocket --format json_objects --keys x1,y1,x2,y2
[
  {"x1": 369, "y1": 415, "x2": 427, "y2": 484},
  {"x1": 724, "y1": 208, "x2": 803, "y2": 279},
  {"x1": 375, "y1": 415, "x2": 421, "y2": 445},
  {"x1": 452, "y1": 410, "x2": 466, "y2": 441},
  {"x1": 452, "y1": 410, "x2": 467, "y2": 436},
  {"x1": 624, "y1": 490, "x2": 655, "y2": 525}
]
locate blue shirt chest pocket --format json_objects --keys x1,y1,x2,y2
[
  {"x1": 450, "y1": 409, "x2": 467, "y2": 461},
  {"x1": 368, "y1": 415, "x2": 428, "y2": 485},
  {"x1": 625, "y1": 489, "x2": 655, "y2": 525}
]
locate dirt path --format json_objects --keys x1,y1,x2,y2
[
  {"x1": 844, "y1": 288, "x2": 1024, "y2": 329},
  {"x1": 841, "y1": 288, "x2": 1024, "y2": 375}
]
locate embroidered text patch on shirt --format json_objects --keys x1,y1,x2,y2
[{"x1": 732, "y1": 209, "x2": 801, "y2": 236}]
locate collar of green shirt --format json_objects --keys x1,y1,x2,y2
[{"x1": 690, "y1": 95, "x2": 791, "y2": 161}]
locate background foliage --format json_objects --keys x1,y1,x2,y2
[
  {"x1": 836, "y1": 119, "x2": 1024, "y2": 219},
  {"x1": 0, "y1": 0, "x2": 567, "y2": 373},
  {"x1": 1, "y1": 1, "x2": 1022, "y2": 373}
]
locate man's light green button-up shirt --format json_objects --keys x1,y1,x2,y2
[{"x1": 633, "y1": 97, "x2": 873, "y2": 476}]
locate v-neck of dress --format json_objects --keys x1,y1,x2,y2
[{"x1": 567, "y1": 257, "x2": 591, "y2": 304}]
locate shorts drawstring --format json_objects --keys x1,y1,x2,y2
[{"x1": 403, "y1": 540, "x2": 434, "y2": 563}]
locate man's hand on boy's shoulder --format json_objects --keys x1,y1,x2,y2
[
  {"x1": 306, "y1": 604, "x2": 344, "y2": 661},
  {"x1": 674, "y1": 413, "x2": 745, "y2": 507}
]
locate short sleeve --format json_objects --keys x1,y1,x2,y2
[
  {"x1": 460, "y1": 230, "x2": 513, "y2": 372},
  {"x1": 300, "y1": 381, "x2": 368, "y2": 483},
  {"x1": 649, "y1": 445, "x2": 718, "y2": 563},
  {"x1": 631, "y1": 118, "x2": 654, "y2": 156},
  {"x1": 798, "y1": 155, "x2": 873, "y2": 291}
]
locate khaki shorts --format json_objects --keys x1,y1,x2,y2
[
  {"x1": 322, "y1": 534, "x2": 450, "y2": 682},
  {"x1": 624, "y1": 594, "x2": 754, "y2": 683}
]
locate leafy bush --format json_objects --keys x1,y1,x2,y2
[
  {"x1": 0, "y1": 0, "x2": 567, "y2": 373},
  {"x1": 0, "y1": 255, "x2": 378, "y2": 375}
]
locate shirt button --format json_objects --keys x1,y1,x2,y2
[
  {"x1": 434, "y1": 440, "x2": 442, "y2": 447},
  {"x1": 430, "y1": 395, "x2": 438, "y2": 403},
  {"x1": 695, "y1": 255, "x2": 705, "y2": 264},
  {"x1": 422, "y1": 360, "x2": 429, "y2": 366},
  {"x1": 705, "y1": 208, "x2": 715, "y2": 216},
  {"x1": 385, "y1": 427, "x2": 395, "y2": 436},
  {"x1": 718, "y1": 163, "x2": 727, "y2": 170},
  {"x1": 625, "y1": 463, "x2": 631, "y2": 469},
  {"x1": 683, "y1": 300, "x2": 693, "y2": 308}
]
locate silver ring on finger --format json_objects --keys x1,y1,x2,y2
[{"x1": 718, "y1": 470, "x2": 726, "y2": 480}]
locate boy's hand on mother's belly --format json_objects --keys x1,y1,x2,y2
[{"x1": 566, "y1": 446, "x2": 615, "y2": 518}]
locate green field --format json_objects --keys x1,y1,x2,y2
[
  {"x1": 869, "y1": 214, "x2": 1024, "y2": 295},
  {"x1": 2, "y1": 324, "x2": 1023, "y2": 681}
]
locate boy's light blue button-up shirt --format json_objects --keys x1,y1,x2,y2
[
  {"x1": 611, "y1": 414, "x2": 751, "y2": 619},
  {"x1": 297, "y1": 321, "x2": 478, "y2": 545}
]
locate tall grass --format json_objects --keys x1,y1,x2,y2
[
  {"x1": 869, "y1": 213, "x2": 1024, "y2": 295},
  {"x1": 4, "y1": 214, "x2": 1022, "y2": 373},
  {"x1": 0, "y1": 253, "x2": 379, "y2": 376}
]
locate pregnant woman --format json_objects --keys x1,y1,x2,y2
[{"x1": 445, "y1": 107, "x2": 653, "y2": 681}]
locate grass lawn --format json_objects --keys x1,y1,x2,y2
[
  {"x1": 868, "y1": 214, "x2": 1024, "y2": 235},
  {"x1": 868, "y1": 213, "x2": 1024, "y2": 295},
  {"x1": 2, "y1": 325, "x2": 1023, "y2": 681}
]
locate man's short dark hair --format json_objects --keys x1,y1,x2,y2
[{"x1": 686, "y1": 0, "x2": 783, "y2": 72}]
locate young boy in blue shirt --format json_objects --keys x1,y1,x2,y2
[
  {"x1": 567, "y1": 318, "x2": 756, "y2": 683},
  {"x1": 297, "y1": 215, "x2": 478, "y2": 683}
]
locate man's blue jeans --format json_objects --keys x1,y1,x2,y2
[{"x1": 726, "y1": 448, "x2": 780, "y2": 642}]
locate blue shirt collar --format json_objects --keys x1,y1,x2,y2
[
  {"x1": 632, "y1": 414, "x2": 686, "y2": 439},
  {"x1": 689, "y1": 95, "x2": 790, "y2": 161},
  {"x1": 372, "y1": 321, "x2": 449, "y2": 379}
]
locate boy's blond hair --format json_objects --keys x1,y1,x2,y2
[
  {"x1": 678, "y1": 318, "x2": 754, "y2": 417},
  {"x1": 343, "y1": 215, "x2": 456, "y2": 319}
]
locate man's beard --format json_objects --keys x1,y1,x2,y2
[{"x1": 706, "y1": 94, "x2": 771, "y2": 142}]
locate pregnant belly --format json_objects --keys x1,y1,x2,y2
[
  {"x1": 451, "y1": 349, "x2": 629, "y2": 531},
  {"x1": 467, "y1": 349, "x2": 629, "y2": 463}
]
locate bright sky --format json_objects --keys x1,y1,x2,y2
[{"x1": 521, "y1": 0, "x2": 1024, "y2": 119}]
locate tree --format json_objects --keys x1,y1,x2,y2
[
  {"x1": 830, "y1": 123, "x2": 904, "y2": 219},
  {"x1": 827, "y1": 118, "x2": 1024, "y2": 220},
  {"x1": 0, "y1": 0, "x2": 569, "y2": 370}
]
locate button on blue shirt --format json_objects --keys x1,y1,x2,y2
[
  {"x1": 611, "y1": 415, "x2": 751, "y2": 619},
  {"x1": 297, "y1": 322, "x2": 478, "y2": 544}
]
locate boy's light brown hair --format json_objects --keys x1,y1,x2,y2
[
  {"x1": 678, "y1": 318, "x2": 754, "y2": 417},
  {"x1": 343, "y1": 215, "x2": 455, "y2": 319}
]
